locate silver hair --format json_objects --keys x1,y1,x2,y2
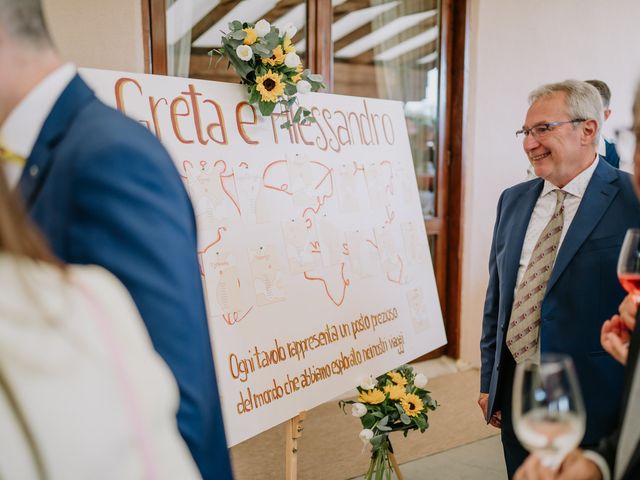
[
  {"x1": 528, "y1": 80, "x2": 603, "y2": 146},
  {"x1": 0, "y1": 0, "x2": 52, "y2": 45}
]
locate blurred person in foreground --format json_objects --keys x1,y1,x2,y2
[
  {"x1": 0, "y1": 167, "x2": 201, "y2": 479},
  {"x1": 0, "y1": 1, "x2": 232, "y2": 478},
  {"x1": 514, "y1": 82, "x2": 640, "y2": 480},
  {"x1": 479, "y1": 80, "x2": 640, "y2": 478}
]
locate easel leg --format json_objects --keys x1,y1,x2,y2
[
  {"x1": 285, "y1": 412, "x2": 306, "y2": 480},
  {"x1": 388, "y1": 452, "x2": 405, "y2": 480}
]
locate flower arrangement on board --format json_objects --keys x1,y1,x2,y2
[
  {"x1": 339, "y1": 365, "x2": 437, "y2": 480},
  {"x1": 211, "y1": 19, "x2": 325, "y2": 127}
]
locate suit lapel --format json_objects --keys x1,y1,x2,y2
[
  {"x1": 503, "y1": 180, "x2": 544, "y2": 310},
  {"x1": 18, "y1": 75, "x2": 95, "y2": 207},
  {"x1": 546, "y1": 160, "x2": 618, "y2": 294}
]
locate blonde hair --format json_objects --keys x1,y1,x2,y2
[{"x1": 0, "y1": 168, "x2": 59, "y2": 264}]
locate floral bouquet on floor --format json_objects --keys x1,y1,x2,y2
[
  {"x1": 211, "y1": 18, "x2": 325, "y2": 127},
  {"x1": 339, "y1": 365, "x2": 437, "y2": 480}
]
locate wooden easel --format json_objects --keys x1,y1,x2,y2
[
  {"x1": 285, "y1": 412, "x2": 404, "y2": 480},
  {"x1": 285, "y1": 412, "x2": 306, "y2": 480}
]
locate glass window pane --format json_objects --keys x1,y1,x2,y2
[
  {"x1": 332, "y1": 0, "x2": 440, "y2": 220},
  {"x1": 164, "y1": 0, "x2": 307, "y2": 81}
]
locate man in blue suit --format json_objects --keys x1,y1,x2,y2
[
  {"x1": 478, "y1": 80, "x2": 640, "y2": 479},
  {"x1": 586, "y1": 80, "x2": 621, "y2": 169},
  {"x1": 0, "y1": 2, "x2": 232, "y2": 479}
]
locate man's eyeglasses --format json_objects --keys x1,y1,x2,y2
[{"x1": 515, "y1": 119, "x2": 587, "y2": 139}]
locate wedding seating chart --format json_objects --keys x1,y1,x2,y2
[{"x1": 81, "y1": 68, "x2": 447, "y2": 446}]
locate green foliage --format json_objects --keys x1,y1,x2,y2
[{"x1": 208, "y1": 18, "x2": 325, "y2": 129}]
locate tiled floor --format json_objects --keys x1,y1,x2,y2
[{"x1": 352, "y1": 435, "x2": 507, "y2": 480}]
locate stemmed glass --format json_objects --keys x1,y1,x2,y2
[
  {"x1": 512, "y1": 353, "x2": 586, "y2": 470},
  {"x1": 617, "y1": 228, "x2": 640, "y2": 301}
]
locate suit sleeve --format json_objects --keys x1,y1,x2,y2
[
  {"x1": 69, "y1": 139, "x2": 232, "y2": 480},
  {"x1": 480, "y1": 191, "x2": 505, "y2": 394}
]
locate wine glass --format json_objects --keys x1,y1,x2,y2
[
  {"x1": 617, "y1": 228, "x2": 640, "y2": 301},
  {"x1": 512, "y1": 353, "x2": 586, "y2": 470}
]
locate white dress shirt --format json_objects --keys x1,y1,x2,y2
[
  {"x1": 0, "y1": 63, "x2": 76, "y2": 187},
  {"x1": 515, "y1": 155, "x2": 599, "y2": 288}
]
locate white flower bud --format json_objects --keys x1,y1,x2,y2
[
  {"x1": 414, "y1": 373, "x2": 428, "y2": 388},
  {"x1": 296, "y1": 80, "x2": 311, "y2": 94},
  {"x1": 284, "y1": 52, "x2": 301, "y2": 68},
  {"x1": 351, "y1": 402, "x2": 367, "y2": 418},
  {"x1": 358, "y1": 375, "x2": 376, "y2": 391},
  {"x1": 283, "y1": 22, "x2": 298, "y2": 38},
  {"x1": 359, "y1": 428, "x2": 374, "y2": 445},
  {"x1": 254, "y1": 19, "x2": 271, "y2": 37},
  {"x1": 235, "y1": 45, "x2": 253, "y2": 62}
]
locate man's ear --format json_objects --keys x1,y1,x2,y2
[
  {"x1": 604, "y1": 108, "x2": 612, "y2": 121},
  {"x1": 582, "y1": 119, "x2": 598, "y2": 145}
]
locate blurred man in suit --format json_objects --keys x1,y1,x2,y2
[
  {"x1": 0, "y1": 1, "x2": 232, "y2": 478},
  {"x1": 514, "y1": 82, "x2": 640, "y2": 480},
  {"x1": 586, "y1": 79, "x2": 621, "y2": 168},
  {"x1": 479, "y1": 80, "x2": 640, "y2": 478}
]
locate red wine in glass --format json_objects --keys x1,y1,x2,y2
[{"x1": 617, "y1": 228, "x2": 640, "y2": 300}]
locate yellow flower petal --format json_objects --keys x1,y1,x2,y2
[
  {"x1": 383, "y1": 384, "x2": 406, "y2": 401},
  {"x1": 387, "y1": 371, "x2": 408, "y2": 387},
  {"x1": 262, "y1": 45, "x2": 285, "y2": 66},
  {"x1": 243, "y1": 27, "x2": 257, "y2": 45},
  {"x1": 358, "y1": 388, "x2": 386, "y2": 405},
  {"x1": 255, "y1": 70, "x2": 285, "y2": 103},
  {"x1": 401, "y1": 393, "x2": 424, "y2": 417}
]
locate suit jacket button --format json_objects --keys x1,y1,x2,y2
[{"x1": 29, "y1": 165, "x2": 39, "y2": 177}]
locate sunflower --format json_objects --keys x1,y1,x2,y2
[
  {"x1": 243, "y1": 27, "x2": 257, "y2": 45},
  {"x1": 291, "y1": 64, "x2": 303, "y2": 83},
  {"x1": 387, "y1": 371, "x2": 407, "y2": 387},
  {"x1": 358, "y1": 388, "x2": 385, "y2": 405},
  {"x1": 283, "y1": 35, "x2": 296, "y2": 54},
  {"x1": 262, "y1": 45, "x2": 285, "y2": 66},
  {"x1": 383, "y1": 384, "x2": 406, "y2": 401},
  {"x1": 401, "y1": 393, "x2": 424, "y2": 417},
  {"x1": 255, "y1": 70, "x2": 285, "y2": 103}
]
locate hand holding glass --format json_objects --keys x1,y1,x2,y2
[
  {"x1": 617, "y1": 228, "x2": 640, "y2": 300},
  {"x1": 512, "y1": 354, "x2": 586, "y2": 470}
]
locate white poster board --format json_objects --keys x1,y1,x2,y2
[{"x1": 81, "y1": 68, "x2": 447, "y2": 446}]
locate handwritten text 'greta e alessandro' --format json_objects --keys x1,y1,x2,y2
[{"x1": 114, "y1": 78, "x2": 397, "y2": 152}]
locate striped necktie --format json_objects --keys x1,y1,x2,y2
[
  {"x1": 506, "y1": 189, "x2": 567, "y2": 363},
  {"x1": 0, "y1": 144, "x2": 25, "y2": 167}
]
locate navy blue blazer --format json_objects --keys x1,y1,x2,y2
[
  {"x1": 18, "y1": 75, "x2": 232, "y2": 480},
  {"x1": 603, "y1": 139, "x2": 621, "y2": 169},
  {"x1": 480, "y1": 159, "x2": 640, "y2": 445}
]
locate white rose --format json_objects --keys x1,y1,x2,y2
[
  {"x1": 283, "y1": 22, "x2": 297, "y2": 38},
  {"x1": 296, "y1": 80, "x2": 311, "y2": 94},
  {"x1": 414, "y1": 373, "x2": 428, "y2": 388},
  {"x1": 254, "y1": 19, "x2": 271, "y2": 37},
  {"x1": 284, "y1": 52, "x2": 301, "y2": 68},
  {"x1": 351, "y1": 402, "x2": 367, "y2": 418},
  {"x1": 358, "y1": 375, "x2": 376, "y2": 391},
  {"x1": 235, "y1": 45, "x2": 253, "y2": 62},
  {"x1": 359, "y1": 428, "x2": 374, "y2": 445}
]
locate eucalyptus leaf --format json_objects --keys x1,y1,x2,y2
[
  {"x1": 285, "y1": 84, "x2": 297, "y2": 96},
  {"x1": 308, "y1": 74, "x2": 324, "y2": 82},
  {"x1": 280, "y1": 121, "x2": 292, "y2": 130},
  {"x1": 229, "y1": 20, "x2": 242, "y2": 31},
  {"x1": 253, "y1": 44, "x2": 271, "y2": 56},
  {"x1": 400, "y1": 413, "x2": 411, "y2": 425},
  {"x1": 293, "y1": 107, "x2": 303, "y2": 123},
  {"x1": 259, "y1": 101, "x2": 277, "y2": 116},
  {"x1": 249, "y1": 87, "x2": 260, "y2": 104},
  {"x1": 231, "y1": 30, "x2": 247, "y2": 40}
]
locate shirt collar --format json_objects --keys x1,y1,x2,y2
[
  {"x1": 541, "y1": 154, "x2": 599, "y2": 199},
  {"x1": 0, "y1": 63, "x2": 76, "y2": 159}
]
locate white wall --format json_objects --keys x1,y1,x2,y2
[
  {"x1": 43, "y1": 0, "x2": 145, "y2": 72},
  {"x1": 459, "y1": 0, "x2": 640, "y2": 366}
]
